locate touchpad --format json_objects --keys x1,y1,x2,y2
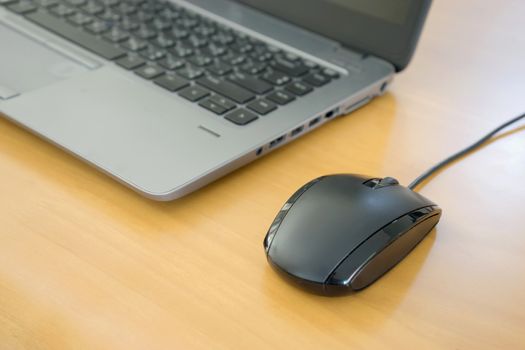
[{"x1": 0, "y1": 22, "x2": 91, "y2": 99}]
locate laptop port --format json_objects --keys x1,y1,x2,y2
[
  {"x1": 269, "y1": 135, "x2": 285, "y2": 149},
  {"x1": 380, "y1": 81, "x2": 388, "y2": 93},
  {"x1": 291, "y1": 126, "x2": 304, "y2": 137},
  {"x1": 256, "y1": 147, "x2": 263, "y2": 156},
  {"x1": 325, "y1": 110, "x2": 335, "y2": 119},
  {"x1": 309, "y1": 117, "x2": 321, "y2": 127}
]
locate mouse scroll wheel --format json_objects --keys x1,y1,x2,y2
[{"x1": 363, "y1": 177, "x2": 399, "y2": 189}]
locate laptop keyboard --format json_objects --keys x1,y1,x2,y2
[{"x1": 2, "y1": 0, "x2": 340, "y2": 125}]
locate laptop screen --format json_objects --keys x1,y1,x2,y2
[{"x1": 234, "y1": 0, "x2": 432, "y2": 71}]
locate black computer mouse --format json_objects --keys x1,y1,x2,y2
[{"x1": 263, "y1": 174, "x2": 441, "y2": 295}]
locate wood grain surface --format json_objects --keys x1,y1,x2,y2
[{"x1": 1, "y1": 0, "x2": 525, "y2": 349}]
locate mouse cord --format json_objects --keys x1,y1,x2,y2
[{"x1": 408, "y1": 111, "x2": 525, "y2": 191}]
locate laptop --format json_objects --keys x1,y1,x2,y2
[{"x1": 0, "y1": 0, "x2": 431, "y2": 200}]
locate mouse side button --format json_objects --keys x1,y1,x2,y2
[
  {"x1": 326, "y1": 206, "x2": 441, "y2": 294},
  {"x1": 325, "y1": 228, "x2": 391, "y2": 294},
  {"x1": 351, "y1": 209, "x2": 441, "y2": 290},
  {"x1": 263, "y1": 177, "x2": 324, "y2": 253}
]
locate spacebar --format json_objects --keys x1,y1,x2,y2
[{"x1": 25, "y1": 11, "x2": 125, "y2": 60}]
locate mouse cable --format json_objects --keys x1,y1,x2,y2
[{"x1": 408, "y1": 111, "x2": 525, "y2": 190}]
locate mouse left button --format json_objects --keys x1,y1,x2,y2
[{"x1": 264, "y1": 177, "x2": 324, "y2": 252}]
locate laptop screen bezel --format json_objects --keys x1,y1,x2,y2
[{"x1": 232, "y1": 0, "x2": 432, "y2": 71}]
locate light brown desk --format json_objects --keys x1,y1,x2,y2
[{"x1": 1, "y1": 0, "x2": 525, "y2": 349}]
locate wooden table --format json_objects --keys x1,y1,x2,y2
[{"x1": 1, "y1": 0, "x2": 525, "y2": 349}]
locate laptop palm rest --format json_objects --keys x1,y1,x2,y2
[{"x1": 0, "y1": 22, "x2": 90, "y2": 99}]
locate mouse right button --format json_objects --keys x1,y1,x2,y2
[
  {"x1": 350, "y1": 209, "x2": 441, "y2": 290},
  {"x1": 326, "y1": 206, "x2": 441, "y2": 293},
  {"x1": 325, "y1": 230, "x2": 391, "y2": 292}
]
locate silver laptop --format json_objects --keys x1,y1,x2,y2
[{"x1": 0, "y1": 0, "x2": 431, "y2": 200}]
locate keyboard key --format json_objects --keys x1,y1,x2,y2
[
  {"x1": 203, "y1": 43, "x2": 227, "y2": 57},
  {"x1": 116, "y1": 54, "x2": 145, "y2": 69},
  {"x1": 179, "y1": 85, "x2": 210, "y2": 102},
  {"x1": 157, "y1": 7, "x2": 179, "y2": 20},
  {"x1": 120, "y1": 16, "x2": 139, "y2": 31},
  {"x1": 231, "y1": 41, "x2": 253, "y2": 53},
  {"x1": 228, "y1": 72, "x2": 272, "y2": 94},
  {"x1": 26, "y1": 10, "x2": 125, "y2": 60},
  {"x1": 185, "y1": 34, "x2": 208, "y2": 48},
  {"x1": 270, "y1": 58, "x2": 309, "y2": 77},
  {"x1": 150, "y1": 17, "x2": 171, "y2": 31},
  {"x1": 179, "y1": 16, "x2": 199, "y2": 29},
  {"x1": 154, "y1": 74, "x2": 189, "y2": 92},
  {"x1": 266, "y1": 90, "x2": 295, "y2": 105},
  {"x1": 98, "y1": 8, "x2": 121, "y2": 22},
  {"x1": 261, "y1": 70, "x2": 291, "y2": 86},
  {"x1": 103, "y1": 27, "x2": 129, "y2": 42},
  {"x1": 206, "y1": 61, "x2": 232, "y2": 76},
  {"x1": 136, "y1": 12, "x2": 154, "y2": 23},
  {"x1": 134, "y1": 24, "x2": 157, "y2": 40},
  {"x1": 152, "y1": 34, "x2": 175, "y2": 48},
  {"x1": 82, "y1": 0, "x2": 104, "y2": 15},
  {"x1": 222, "y1": 53, "x2": 245, "y2": 66},
  {"x1": 241, "y1": 61, "x2": 266, "y2": 75},
  {"x1": 284, "y1": 52, "x2": 299, "y2": 61},
  {"x1": 48, "y1": 3, "x2": 75, "y2": 16},
  {"x1": 135, "y1": 64, "x2": 164, "y2": 79},
  {"x1": 188, "y1": 55, "x2": 213, "y2": 67},
  {"x1": 0, "y1": 0, "x2": 18, "y2": 5},
  {"x1": 114, "y1": 1, "x2": 136, "y2": 15},
  {"x1": 323, "y1": 68, "x2": 340, "y2": 79},
  {"x1": 121, "y1": 36, "x2": 147, "y2": 51},
  {"x1": 158, "y1": 54, "x2": 185, "y2": 70},
  {"x1": 198, "y1": 99, "x2": 227, "y2": 115},
  {"x1": 267, "y1": 45, "x2": 280, "y2": 54},
  {"x1": 304, "y1": 60, "x2": 318, "y2": 69},
  {"x1": 171, "y1": 44, "x2": 194, "y2": 58},
  {"x1": 247, "y1": 99, "x2": 277, "y2": 115},
  {"x1": 84, "y1": 19, "x2": 111, "y2": 34},
  {"x1": 139, "y1": 44, "x2": 165, "y2": 60},
  {"x1": 209, "y1": 95, "x2": 235, "y2": 112},
  {"x1": 68, "y1": 12, "x2": 93, "y2": 26},
  {"x1": 225, "y1": 108, "x2": 258, "y2": 126},
  {"x1": 136, "y1": 11, "x2": 154, "y2": 22},
  {"x1": 303, "y1": 72, "x2": 330, "y2": 87},
  {"x1": 285, "y1": 81, "x2": 313, "y2": 96},
  {"x1": 194, "y1": 24, "x2": 216, "y2": 37},
  {"x1": 197, "y1": 76, "x2": 255, "y2": 104},
  {"x1": 251, "y1": 51, "x2": 273, "y2": 62},
  {"x1": 138, "y1": 0, "x2": 161, "y2": 14},
  {"x1": 211, "y1": 32, "x2": 234, "y2": 45},
  {"x1": 177, "y1": 65, "x2": 204, "y2": 80},
  {"x1": 171, "y1": 26, "x2": 189, "y2": 40}
]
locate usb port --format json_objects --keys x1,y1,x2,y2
[
  {"x1": 291, "y1": 126, "x2": 304, "y2": 137},
  {"x1": 309, "y1": 117, "x2": 321, "y2": 127},
  {"x1": 269, "y1": 135, "x2": 285, "y2": 148}
]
